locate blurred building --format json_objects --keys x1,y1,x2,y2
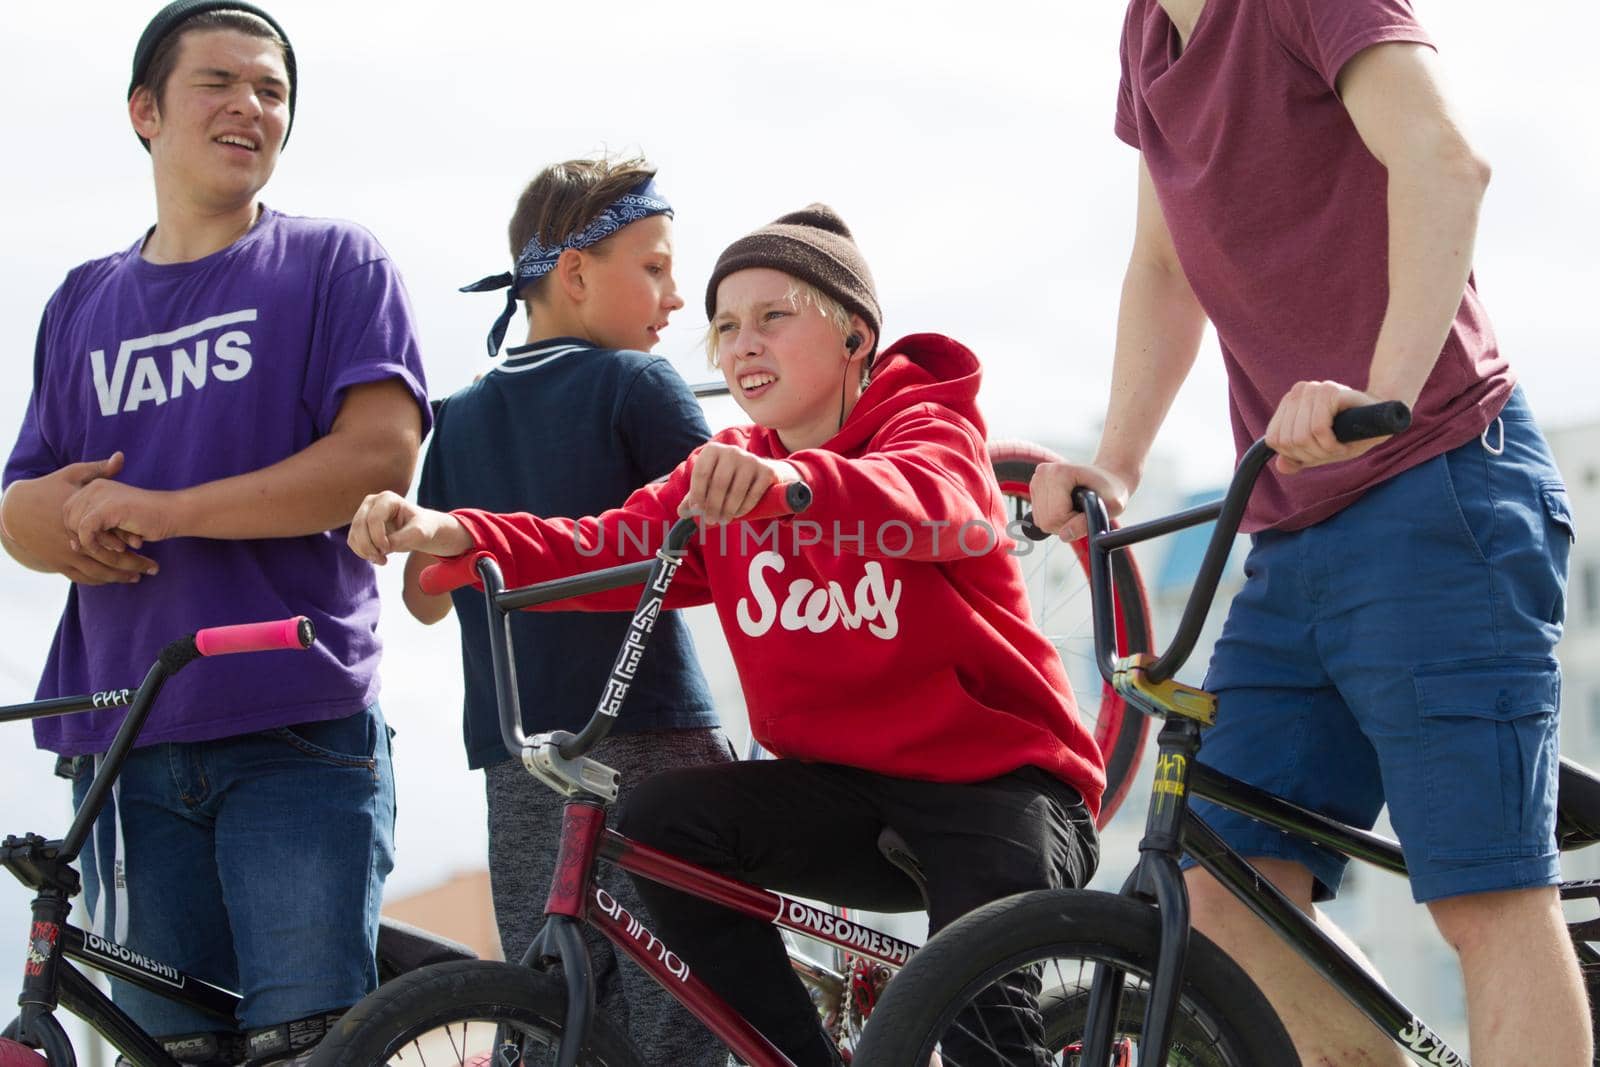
[
  {"x1": 383, "y1": 867, "x2": 502, "y2": 961},
  {"x1": 1552, "y1": 420, "x2": 1600, "y2": 888},
  {"x1": 1551, "y1": 421, "x2": 1600, "y2": 781}
]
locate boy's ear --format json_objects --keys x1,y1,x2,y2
[
  {"x1": 846, "y1": 315, "x2": 875, "y2": 364},
  {"x1": 554, "y1": 248, "x2": 587, "y2": 304},
  {"x1": 129, "y1": 86, "x2": 161, "y2": 142}
]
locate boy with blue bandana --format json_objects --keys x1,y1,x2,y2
[{"x1": 402, "y1": 156, "x2": 727, "y2": 1067}]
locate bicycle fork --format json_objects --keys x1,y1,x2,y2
[
  {"x1": 522, "y1": 799, "x2": 609, "y2": 1067},
  {"x1": 1082, "y1": 717, "x2": 1203, "y2": 1067},
  {"x1": 13, "y1": 887, "x2": 77, "y2": 1066}
]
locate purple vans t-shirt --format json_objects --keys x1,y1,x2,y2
[
  {"x1": 3, "y1": 207, "x2": 431, "y2": 754},
  {"x1": 1116, "y1": 0, "x2": 1513, "y2": 531}
]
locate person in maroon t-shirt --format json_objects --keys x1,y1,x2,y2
[{"x1": 1032, "y1": 0, "x2": 1586, "y2": 1063}]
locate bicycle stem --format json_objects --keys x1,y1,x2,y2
[{"x1": 1076, "y1": 441, "x2": 1275, "y2": 687}]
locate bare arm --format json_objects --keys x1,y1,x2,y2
[
  {"x1": 402, "y1": 550, "x2": 453, "y2": 624},
  {"x1": 1031, "y1": 159, "x2": 1208, "y2": 537},
  {"x1": 1266, "y1": 43, "x2": 1491, "y2": 473},
  {"x1": 1095, "y1": 158, "x2": 1210, "y2": 490},
  {"x1": 63, "y1": 379, "x2": 423, "y2": 563},
  {"x1": 1342, "y1": 42, "x2": 1489, "y2": 406},
  {"x1": 2, "y1": 454, "x2": 156, "y2": 583}
]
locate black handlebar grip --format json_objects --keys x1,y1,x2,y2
[
  {"x1": 1019, "y1": 513, "x2": 1050, "y2": 542},
  {"x1": 1017, "y1": 485, "x2": 1102, "y2": 542},
  {"x1": 1331, "y1": 401, "x2": 1411, "y2": 444},
  {"x1": 784, "y1": 481, "x2": 814, "y2": 514},
  {"x1": 742, "y1": 481, "x2": 813, "y2": 522}
]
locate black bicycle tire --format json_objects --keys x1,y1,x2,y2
[
  {"x1": 305, "y1": 959, "x2": 645, "y2": 1067},
  {"x1": 852, "y1": 889, "x2": 1297, "y2": 1066},
  {"x1": 989, "y1": 444, "x2": 1155, "y2": 829}
]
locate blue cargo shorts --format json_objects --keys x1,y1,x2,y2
[{"x1": 1189, "y1": 388, "x2": 1575, "y2": 903}]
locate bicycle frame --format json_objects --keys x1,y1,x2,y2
[
  {"x1": 8, "y1": 922, "x2": 237, "y2": 1067},
  {"x1": 1096, "y1": 716, "x2": 1472, "y2": 1067},
  {"x1": 1182, "y1": 761, "x2": 1600, "y2": 1066},
  {"x1": 452, "y1": 487, "x2": 928, "y2": 1067},
  {"x1": 3, "y1": 622, "x2": 314, "y2": 1067},
  {"x1": 531, "y1": 799, "x2": 917, "y2": 1067},
  {"x1": 1062, "y1": 404, "x2": 1495, "y2": 1066}
]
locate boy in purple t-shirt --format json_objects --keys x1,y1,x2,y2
[
  {"x1": 0, "y1": 3, "x2": 429, "y2": 1064},
  {"x1": 1032, "y1": 0, "x2": 1586, "y2": 1063}
]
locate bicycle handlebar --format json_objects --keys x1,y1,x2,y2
[
  {"x1": 739, "y1": 480, "x2": 814, "y2": 522},
  {"x1": 1046, "y1": 401, "x2": 1410, "y2": 688},
  {"x1": 2, "y1": 621, "x2": 319, "y2": 865},
  {"x1": 1328, "y1": 400, "x2": 1412, "y2": 443},
  {"x1": 418, "y1": 481, "x2": 814, "y2": 599}
]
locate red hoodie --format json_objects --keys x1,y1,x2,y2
[{"x1": 430, "y1": 334, "x2": 1106, "y2": 816}]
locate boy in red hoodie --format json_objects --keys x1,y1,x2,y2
[{"x1": 347, "y1": 205, "x2": 1102, "y2": 1066}]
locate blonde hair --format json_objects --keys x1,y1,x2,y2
[{"x1": 703, "y1": 278, "x2": 854, "y2": 366}]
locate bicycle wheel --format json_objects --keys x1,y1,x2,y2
[
  {"x1": 853, "y1": 889, "x2": 1296, "y2": 1066},
  {"x1": 989, "y1": 441, "x2": 1155, "y2": 828},
  {"x1": 306, "y1": 960, "x2": 644, "y2": 1067}
]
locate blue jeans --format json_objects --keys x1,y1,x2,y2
[
  {"x1": 72, "y1": 704, "x2": 395, "y2": 1036},
  {"x1": 1192, "y1": 388, "x2": 1574, "y2": 903}
]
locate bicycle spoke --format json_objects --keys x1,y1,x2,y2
[{"x1": 902, "y1": 945, "x2": 1257, "y2": 1066}]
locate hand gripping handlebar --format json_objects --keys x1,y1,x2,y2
[
  {"x1": 1027, "y1": 401, "x2": 1411, "y2": 688},
  {"x1": 418, "y1": 481, "x2": 814, "y2": 597}
]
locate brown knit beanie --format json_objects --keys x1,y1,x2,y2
[{"x1": 705, "y1": 204, "x2": 881, "y2": 348}]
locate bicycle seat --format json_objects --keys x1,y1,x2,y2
[
  {"x1": 376, "y1": 916, "x2": 478, "y2": 982},
  {"x1": 1557, "y1": 757, "x2": 1600, "y2": 852},
  {"x1": 876, "y1": 827, "x2": 930, "y2": 912}
]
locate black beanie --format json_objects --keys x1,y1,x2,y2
[
  {"x1": 129, "y1": 0, "x2": 297, "y2": 150},
  {"x1": 705, "y1": 204, "x2": 882, "y2": 348}
]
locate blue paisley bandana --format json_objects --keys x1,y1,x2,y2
[{"x1": 461, "y1": 178, "x2": 674, "y2": 356}]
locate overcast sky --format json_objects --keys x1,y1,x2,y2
[{"x1": 2, "y1": 0, "x2": 1597, "y2": 1000}]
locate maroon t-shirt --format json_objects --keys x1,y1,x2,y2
[{"x1": 1116, "y1": 0, "x2": 1513, "y2": 531}]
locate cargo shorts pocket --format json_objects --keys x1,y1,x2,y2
[
  {"x1": 1543, "y1": 483, "x2": 1576, "y2": 545},
  {"x1": 1415, "y1": 661, "x2": 1559, "y2": 861},
  {"x1": 1541, "y1": 483, "x2": 1575, "y2": 625}
]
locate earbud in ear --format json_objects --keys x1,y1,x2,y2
[{"x1": 845, "y1": 332, "x2": 863, "y2": 355}]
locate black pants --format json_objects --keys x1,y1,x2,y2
[{"x1": 616, "y1": 760, "x2": 1098, "y2": 1066}]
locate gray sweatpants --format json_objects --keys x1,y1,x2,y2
[{"x1": 485, "y1": 728, "x2": 734, "y2": 1067}]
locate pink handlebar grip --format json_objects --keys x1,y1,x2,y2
[
  {"x1": 418, "y1": 551, "x2": 491, "y2": 597},
  {"x1": 418, "y1": 563, "x2": 453, "y2": 597},
  {"x1": 194, "y1": 617, "x2": 315, "y2": 657},
  {"x1": 742, "y1": 481, "x2": 813, "y2": 522}
]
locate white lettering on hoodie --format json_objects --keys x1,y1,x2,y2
[{"x1": 736, "y1": 551, "x2": 902, "y2": 640}]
